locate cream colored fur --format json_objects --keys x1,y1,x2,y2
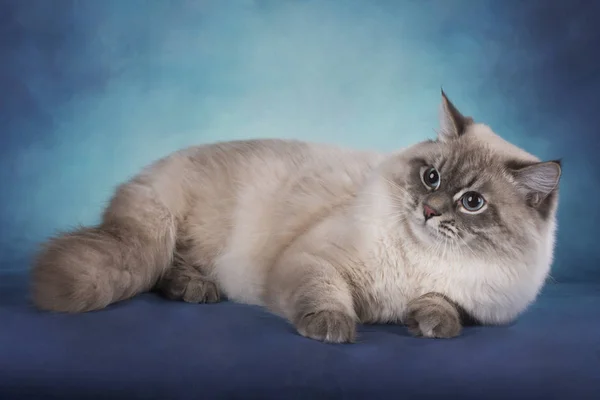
[{"x1": 31, "y1": 94, "x2": 561, "y2": 342}]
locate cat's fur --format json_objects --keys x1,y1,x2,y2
[{"x1": 31, "y1": 92, "x2": 561, "y2": 342}]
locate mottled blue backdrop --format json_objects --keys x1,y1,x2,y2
[{"x1": 1, "y1": 0, "x2": 599, "y2": 282}]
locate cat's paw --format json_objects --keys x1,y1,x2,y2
[
  {"x1": 157, "y1": 267, "x2": 221, "y2": 304},
  {"x1": 405, "y1": 294, "x2": 462, "y2": 338},
  {"x1": 296, "y1": 310, "x2": 357, "y2": 343}
]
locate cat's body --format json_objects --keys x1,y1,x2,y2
[{"x1": 31, "y1": 93, "x2": 561, "y2": 342}]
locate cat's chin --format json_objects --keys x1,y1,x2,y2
[{"x1": 408, "y1": 217, "x2": 448, "y2": 244}]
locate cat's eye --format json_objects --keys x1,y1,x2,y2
[
  {"x1": 460, "y1": 191, "x2": 486, "y2": 212},
  {"x1": 421, "y1": 166, "x2": 440, "y2": 190}
]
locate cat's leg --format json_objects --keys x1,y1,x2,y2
[
  {"x1": 156, "y1": 261, "x2": 221, "y2": 304},
  {"x1": 404, "y1": 292, "x2": 462, "y2": 338},
  {"x1": 266, "y1": 251, "x2": 357, "y2": 343}
]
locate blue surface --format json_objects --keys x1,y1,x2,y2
[{"x1": 1, "y1": 273, "x2": 599, "y2": 399}]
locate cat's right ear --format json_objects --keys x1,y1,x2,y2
[
  {"x1": 438, "y1": 89, "x2": 473, "y2": 142},
  {"x1": 509, "y1": 160, "x2": 562, "y2": 207}
]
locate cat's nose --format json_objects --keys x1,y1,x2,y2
[{"x1": 423, "y1": 204, "x2": 441, "y2": 221}]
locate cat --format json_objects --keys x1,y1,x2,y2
[{"x1": 30, "y1": 91, "x2": 561, "y2": 342}]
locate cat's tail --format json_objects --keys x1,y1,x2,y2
[{"x1": 31, "y1": 162, "x2": 186, "y2": 313}]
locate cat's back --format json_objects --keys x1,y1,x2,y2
[{"x1": 181, "y1": 138, "x2": 384, "y2": 200}]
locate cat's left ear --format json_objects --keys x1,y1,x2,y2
[
  {"x1": 510, "y1": 160, "x2": 562, "y2": 207},
  {"x1": 438, "y1": 89, "x2": 474, "y2": 142}
]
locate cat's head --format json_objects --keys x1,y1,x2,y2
[{"x1": 383, "y1": 91, "x2": 562, "y2": 261}]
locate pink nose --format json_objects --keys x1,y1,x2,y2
[{"x1": 423, "y1": 204, "x2": 440, "y2": 220}]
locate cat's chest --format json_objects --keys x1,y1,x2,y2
[
  {"x1": 357, "y1": 235, "x2": 416, "y2": 323},
  {"x1": 358, "y1": 234, "x2": 476, "y2": 323}
]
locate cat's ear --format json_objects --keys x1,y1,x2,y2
[
  {"x1": 509, "y1": 160, "x2": 562, "y2": 207},
  {"x1": 438, "y1": 89, "x2": 473, "y2": 142}
]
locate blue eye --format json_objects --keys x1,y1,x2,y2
[
  {"x1": 461, "y1": 192, "x2": 485, "y2": 212},
  {"x1": 422, "y1": 167, "x2": 440, "y2": 189}
]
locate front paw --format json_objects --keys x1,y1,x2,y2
[
  {"x1": 296, "y1": 310, "x2": 356, "y2": 343},
  {"x1": 405, "y1": 294, "x2": 462, "y2": 338}
]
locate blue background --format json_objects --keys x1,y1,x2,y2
[{"x1": 1, "y1": 0, "x2": 599, "y2": 282}]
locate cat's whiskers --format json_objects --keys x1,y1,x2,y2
[
  {"x1": 350, "y1": 201, "x2": 410, "y2": 217},
  {"x1": 382, "y1": 177, "x2": 412, "y2": 198},
  {"x1": 456, "y1": 235, "x2": 477, "y2": 258},
  {"x1": 442, "y1": 236, "x2": 450, "y2": 260},
  {"x1": 429, "y1": 233, "x2": 445, "y2": 261}
]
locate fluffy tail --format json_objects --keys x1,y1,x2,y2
[{"x1": 31, "y1": 176, "x2": 180, "y2": 313}]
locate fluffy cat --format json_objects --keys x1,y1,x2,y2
[{"x1": 31, "y1": 92, "x2": 561, "y2": 342}]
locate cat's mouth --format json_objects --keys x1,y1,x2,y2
[
  {"x1": 433, "y1": 220, "x2": 459, "y2": 239},
  {"x1": 425, "y1": 223, "x2": 456, "y2": 241},
  {"x1": 411, "y1": 211, "x2": 459, "y2": 243}
]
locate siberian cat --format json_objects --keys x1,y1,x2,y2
[{"x1": 31, "y1": 92, "x2": 561, "y2": 342}]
